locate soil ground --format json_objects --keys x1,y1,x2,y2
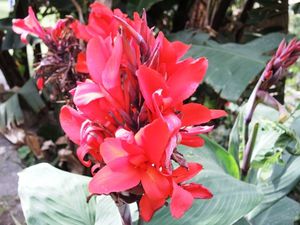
[{"x1": 0, "y1": 136, "x2": 25, "y2": 225}]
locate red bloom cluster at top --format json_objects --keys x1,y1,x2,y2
[{"x1": 13, "y1": 3, "x2": 226, "y2": 221}]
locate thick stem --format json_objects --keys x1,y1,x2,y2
[
  {"x1": 241, "y1": 73, "x2": 265, "y2": 178},
  {"x1": 118, "y1": 204, "x2": 133, "y2": 225},
  {"x1": 241, "y1": 123, "x2": 259, "y2": 179}
]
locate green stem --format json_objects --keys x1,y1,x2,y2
[{"x1": 241, "y1": 123, "x2": 259, "y2": 180}]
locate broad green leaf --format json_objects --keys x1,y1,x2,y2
[
  {"x1": 169, "y1": 31, "x2": 285, "y2": 101},
  {"x1": 145, "y1": 144, "x2": 262, "y2": 225},
  {"x1": 0, "y1": 79, "x2": 45, "y2": 130},
  {"x1": 201, "y1": 135, "x2": 240, "y2": 179},
  {"x1": 250, "y1": 197, "x2": 300, "y2": 225},
  {"x1": 18, "y1": 163, "x2": 121, "y2": 225}
]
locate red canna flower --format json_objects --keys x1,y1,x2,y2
[
  {"x1": 55, "y1": 2, "x2": 227, "y2": 222},
  {"x1": 12, "y1": 6, "x2": 46, "y2": 43}
]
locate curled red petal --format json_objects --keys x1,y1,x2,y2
[
  {"x1": 59, "y1": 106, "x2": 85, "y2": 144},
  {"x1": 76, "y1": 146, "x2": 92, "y2": 167}
]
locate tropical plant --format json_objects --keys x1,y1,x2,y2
[{"x1": 11, "y1": 2, "x2": 300, "y2": 225}]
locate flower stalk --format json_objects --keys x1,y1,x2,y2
[
  {"x1": 118, "y1": 204, "x2": 133, "y2": 225},
  {"x1": 241, "y1": 38, "x2": 300, "y2": 178}
]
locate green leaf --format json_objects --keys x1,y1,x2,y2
[
  {"x1": 250, "y1": 197, "x2": 300, "y2": 225},
  {"x1": 169, "y1": 31, "x2": 285, "y2": 101},
  {"x1": 228, "y1": 108, "x2": 245, "y2": 166},
  {"x1": 145, "y1": 144, "x2": 262, "y2": 225},
  {"x1": 0, "y1": 79, "x2": 45, "y2": 130},
  {"x1": 200, "y1": 135, "x2": 240, "y2": 179},
  {"x1": 18, "y1": 163, "x2": 121, "y2": 225},
  {"x1": 274, "y1": 124, "x2": 300, "y2": 155}
]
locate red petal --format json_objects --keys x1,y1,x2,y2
[
  {"x1": 89, "y1": 165, "x2": 140, "y2": 194},
  {"x1": 76, "y1": 146, "x2": 92, "y2": 167},
  {"x1": 36, "y1": 77, "x2": 44, "y2": 90},
  {"x1": 86, "y1": 36, "x2": 110, "y2": 84},
  {"x1": 182, "y1": 183, "x2": 213, "y2": 199},
  {"x1": 74, "y1": 81, "x2": 104, "y2": 106},
  {"x1": 102, "y1": 35, "x2": 122, "y2": 90},
  {"x1": 73, "y1": 81, "x2": 111, "y2": 122},
  {"x1": 59, "y1": 106, "x2": 85, "y2": 144},
  {"x1": 160, "y1": 36, "x2": 190, "y2": 63},
  {"x1": 170, "y1": 182, "x2": 194, "y2": 219},
  {"x1": 135, "y1": 118, "x2": 170, "y2": 164},
  {"x1": 141, "y1": 166, "x2": 171, "y2": 201},
  {"x1": 172, "y1": 163, "x2": 203, "y2": 183},
  {"x1": 12, "y1": 7, "x2": 46, "y2": 43},
  {"x1": 100, "y1": 138, "x2": 130, "y2": 171},
  {"x1": 76, "y1": 52, "x2": 89, "y2": 73},
  {"x1": 180, "y1": 134, "x2": 205, "y2": 147},
  {"x1": 137, "y1": 65, "x2": 168, "y2": 113},
  {"x1": 210, "y1": 109, "x2": 227, "y2": 119},
  {"x1": 181, "y1": 103, "x2": 212, "y2": 126},
  {"x1": 168, "y1": 57, "x2": 208, "y2": 104},
  {"x1": 139, "y1": 194, "x2": 165, "y2": 222}
]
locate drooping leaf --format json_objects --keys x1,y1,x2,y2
[
  {"x1": 169, "y1": 31, "x2": 285, "y2": 101},
  {"x1": 18, "y1": 163, "x2": 122, "y2": 225}
]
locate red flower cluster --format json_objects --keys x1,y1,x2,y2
[
  {"x1": 13, "y1": 7, "x2": 81, "y2": 91},
  {"x1": 13, "y1": 3, "x2": 226, "y2": 221}
]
